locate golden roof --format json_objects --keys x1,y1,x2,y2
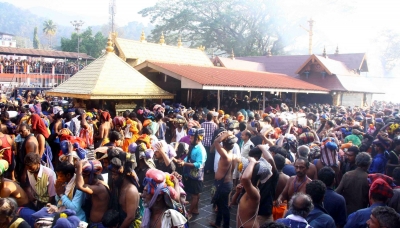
[
  {"x1": 114, "y1": 37, "x2": 213, "y2": 67},
  {"x1": 46, "y1": 48, "x2": 174, "y2": 100}
]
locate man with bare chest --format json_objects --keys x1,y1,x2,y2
[
  {"x1": 210, "y1": 131, "x2": 238, "y2": 228},
  {"x1": 276, "y1": 157, "x2": 312, "y2": 206},
  {"x1": 75, "y1": 159, "x2": 109, "y2": 228},
  {"x1": 0, "y1": 159, "x2": 29, "y2": 206},
  {"x1": 109, "y1": 153, "x2": 140, "y2": 228}
]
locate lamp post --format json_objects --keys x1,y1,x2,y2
[{"x1": 70, "y1": 20, "x2": 84, "y2": 72}]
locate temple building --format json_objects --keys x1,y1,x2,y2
[{"x1": 213, "y1": 47, "x2": 383, "y2": 106}]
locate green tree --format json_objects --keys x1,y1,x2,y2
[
  {"x1": 139, "y1": 0, "x2": 286, "y2": 56},
  {"x1": 61, "y1": 27, "x2": 107, "y2": 58},
  {"x1": 43, "y1": 19, "x2": 57, "y2": 49},
  {"x1": 33, "y1": 27, "x2": 40, "y2": 49}
]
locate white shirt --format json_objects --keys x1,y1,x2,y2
[{"x1": 241, "y1": 139, "x2": 254, "y2": 158}]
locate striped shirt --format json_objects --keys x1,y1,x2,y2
[
  {"x1": 201, "y1": 121, "x2": 217, "y2": 147},
  {"x1": 27, "y1": 165, "x2": 57, "y2": 203}
]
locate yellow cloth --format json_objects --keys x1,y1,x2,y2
[
  {"x1": 101, "y1": 137, "x2": 110, "y2": 146},
  {"x1": 36, "y1": 172, "x2": 50, "y2": 203},
  {"x1": 122, "y1": 119, "x2": 139, "y2": 151}
]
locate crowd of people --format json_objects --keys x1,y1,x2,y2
[
  {"x1": 0, "y1": 56, "x2": 86, "y2": 75},
  {"x1": 0, "y1": 97, "x2": 400, "y2": 228}
]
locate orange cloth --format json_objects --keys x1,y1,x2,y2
[
  {"x1": 143, "y1": 119, "x2": 151, "y2": 128},
  {"x1": 272, "y1": 201, "x2": 287, "y2": 220},
  {"x1": 122, "y1": 119, "x2": 139, "y2": 151},
  {"x1": 79, "y1": 125, "x2": 94, "y2": 148},
  {"x1": 237, "y1": 114, "x2": 244, "y2": 122},
  {"x1": 137, "y1": 134, "x2": 151, "y2": 149}
]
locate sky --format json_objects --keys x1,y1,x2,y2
[
  {"x1": 0, "y1": 0, "x2": 159, "y2": 25},
  {"x1": 1, "y1": 0, "x2": 400, "y2": 77}
]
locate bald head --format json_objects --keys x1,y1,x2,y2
[{"x1": 290, "y1": 193, "x2": 314, "y2": 219}]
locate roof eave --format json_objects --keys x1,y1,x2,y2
[
  {"x1": 46, "y1": 91, "x2": 174, "y2": 100},
  {"x1": 202, "y1": 85, "x2": 329, "y2": 94}
]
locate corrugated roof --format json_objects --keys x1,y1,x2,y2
[
  {"x1": 46, "y1": 52, "x2": 174, "y2": 100},
  {"x1": 115, "y1": 38, "x2": 213, "y2": 66},
  {"x1": 0, "y1": 46, "x2": 94, "y2": 60},
  {"x1": 137, "y1": 61, "x2": 329, "y2": 93},
  {"x1": 213, "y1": 56, "x2": 266, "y2": 71},
  {"x1": 296, "y1": 55, "x2": 355, "y2": 76},
  {"x1": 336, "y1": 75, "x2": 384, "y2": 94},
  {"x1": 237, "y1": 53, "x2": 367, "y2": 77}
]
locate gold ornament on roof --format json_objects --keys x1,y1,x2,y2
[
  {"x1": 335, "y1": 45, "x2": 339, "y2": 55},
  {"x1": 197, "y1": 45, "x2": 205, "y2": 51},
  {"x1": 322, "y1": 46, "x2": 327, "y2": 58},
  {"x1": 106, "y1": 37, "x2": 114, "y2": 53},
  {"x1": 177, "y1": 36, "x2": 182, "y2": 48},
  {"x1": 160, "y1": 32, "x2": 165, "y2": 45},
  {"x1": 140, "y1": 30, "x2": 147, "y2": 42}
]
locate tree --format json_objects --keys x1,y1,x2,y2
[
  {"x1": 43, "y1": 20, "x2": 57, "y2": 49},
  {"x1": 33, "y1": 27, "x2": 40, "y2": 49},
  {"x1": 376, "y1": 30, "x2": 400, "y2": 76},
  {"x1": 61, "y1": 27, "x2": 107, "y2": 58},
  {"x1": 139, "y1": 0, "x2": 287, "y2": 56}
]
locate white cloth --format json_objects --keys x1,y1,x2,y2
[
  {"x1": 260, "y1": 123, "x2": 273, "y2": 136},
  {"x1": 241, "y1": 139, "x2": 254, "y2": 158},
  {"x1": 64, "y1": 175, "x2": 76, "y2": 196},
  {"x1": 286, "y1": 214, "x2": 311, "y2": 227},
  {"x1": 161, "y1": 209, "x2": 187, "y2": 228},
  {"x1": 175, "y1": 128, "x2": 187, "y2": 143}
]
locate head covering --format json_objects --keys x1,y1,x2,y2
[
  {"x1": 218, "y1": 110, "x2": 224, "y2": 115},
  {"x1": 30, "y1": 114, "x2": 50, "y2": 138},
  {"x1": 240, "y1": 157, "x2": 272, "y2": 184},
  {"x1": 113, "y1": 116, "x2": 125, "y2": 127},
  {"x1": 100, "y1": 111, "x2": 111, "y2": 122},
  {"x1": 137, "y1": 134, "x2": 151, "y2": 149},
  {"x1": 138, "y1": 143, "x2": 156, "y2": 169},
  {"x1": 369, "y1": 178, "x2": 393, "y2": 199},
  {"x1": 142, "y1": 169, "x2": 179, "y2": 228},
  {"x1": 344, "y1": 134, "x2": 362, "y2": 147},
  {"x1": 53, "y1": 106, "x2": 64, "y2": 115},
  {"x1": 82, "y1": 160, "x2": 103, "y2": 184},
  {"x1": 368, "y1": 173, "x2": 395, "y2": 187},
  {"x1": 0, "y1": 159, "x2": 9, "y2": 176},
  {"x1": 152, "y1": 141, "x2": 177, "y2": 159},
  {"x1": 299, "y1": 132, "x2": 315, "y2": 145},
  {"x1": 128, "y1": 143, "x2": 138, "y2": 153}
]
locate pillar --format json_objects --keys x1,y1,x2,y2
[
  {"x1": 263, "y1": 92, "x2": 266, "y2": 111},
  {"x1": 294, "y1": 93, "x2": 297, "y2": 107},
  {"x1": 217, "y1": 90, "x2": 220, "y2": 111}
]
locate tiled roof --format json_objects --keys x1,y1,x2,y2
[
  {"x1": 213, "y1": 56, "x2": 266, "y2": 71},
  {"x1": 0, "y1": 46, "x2": 94, "y2": 60},
  {"x1": 237, "y1": 53, "x2": 367, "y2": 77},
  {"x1": 297, "y1": 72, "x2": 346, "y2": 91},
  {"x1": 115, "y1": 38, "x2": 213, "y2": 66},
  {"x1": 47, "y1": 52, "x2": 174, "y2": 100},
  {"x1": 137, "y1": 61, "x2": 329, "y2": 93}
]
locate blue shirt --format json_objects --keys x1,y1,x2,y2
[
  {"x1": 344, "y1": 202, "x2": 386, "y2": 228},
  {"x1": 277, "y1": 214, "x2": 312, "y2": 228},
  {"x1": 184, "y1": 143, "x2": 207, "y2": 169},
  {"x1": 56, "y1": 189, "x2": 86, "y2": 222},
  {"x1": 368, "y1": 153, "x2": 387, "y2": 174},
  {"x1": 324, "y1": 188, "x2": 347, "y2": 226},
  {"x1": 307, "y1": 205, "x2": 336, "y2": 228},
  {"x1": 282, "y1": 164, "x2": 296, "y2": 176}
]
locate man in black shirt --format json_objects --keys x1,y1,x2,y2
[{"x1": 341, "y1": 146, "x2": 359, "y2": 175}]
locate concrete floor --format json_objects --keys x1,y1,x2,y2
[{"x1": 186, "y1": 172, "x2": 238, "y2": 228}]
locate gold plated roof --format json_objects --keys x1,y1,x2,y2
[
  {"x1": 115, "y1": 37, "x2": 213, "y2": 67},
  {"x1": 46, "y1": 51, "x2": 174, "y2": 100}
]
